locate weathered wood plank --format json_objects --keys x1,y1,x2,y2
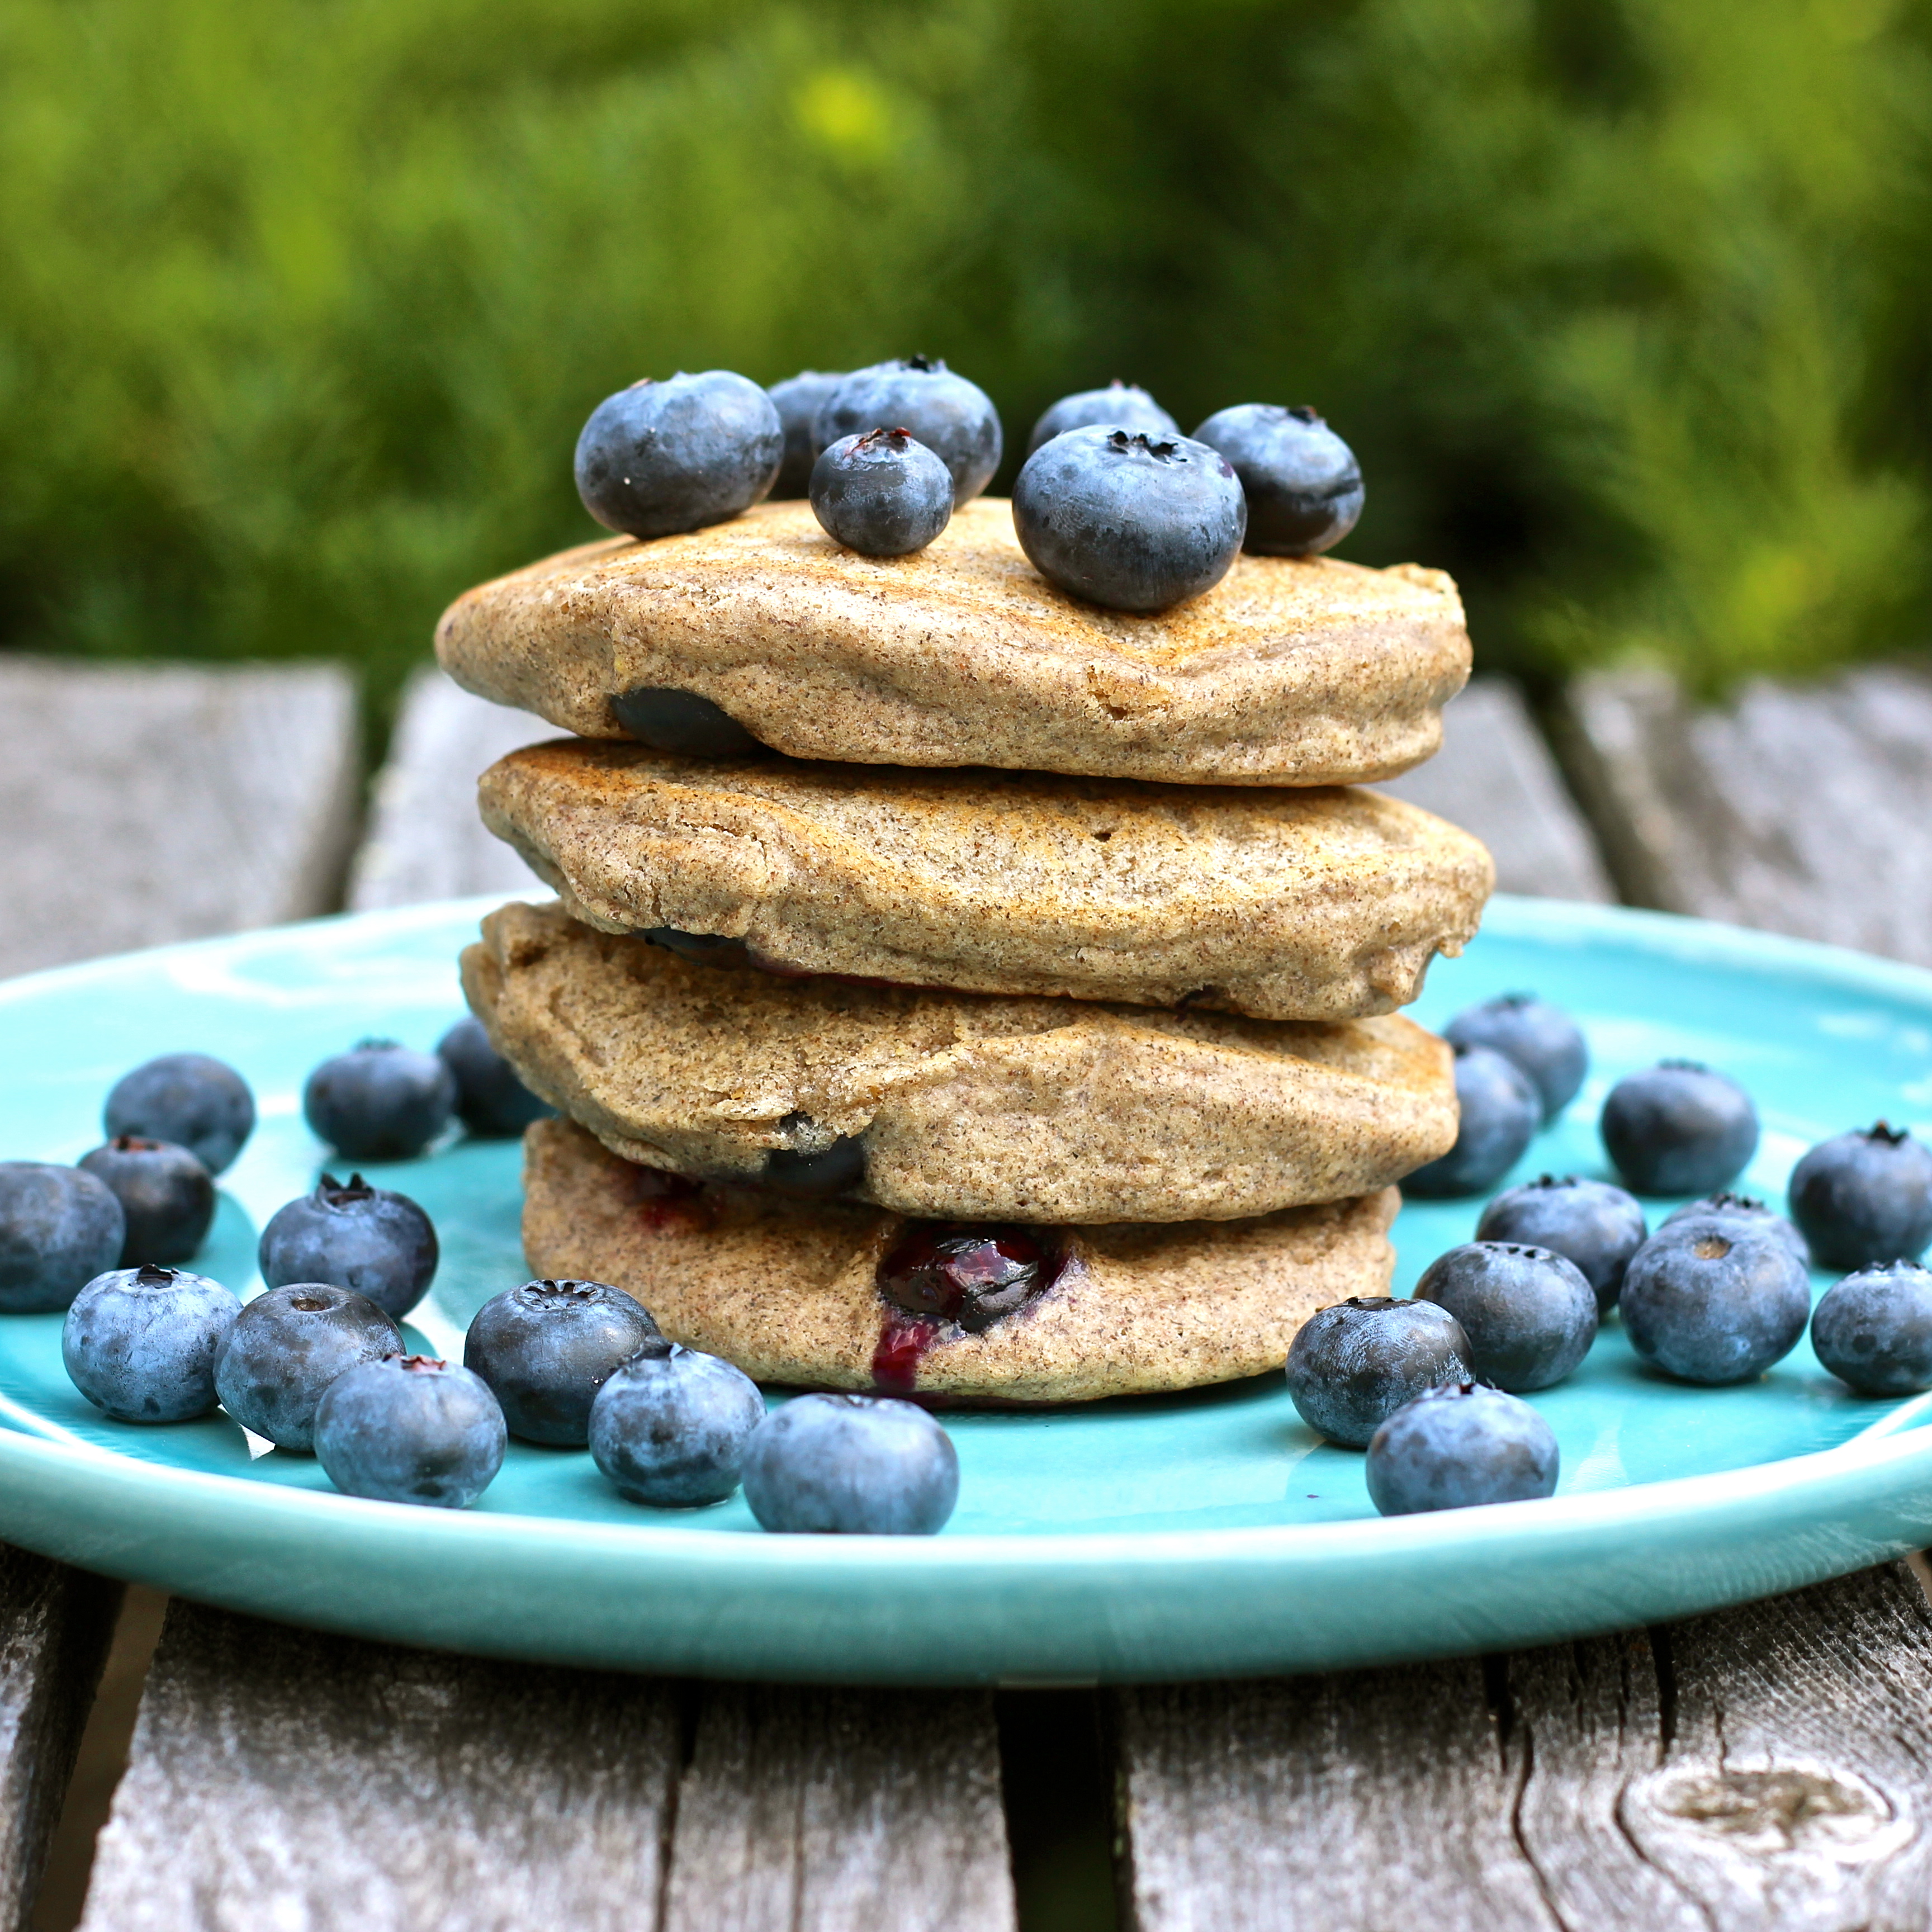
[
  {"x1": 1376, "y1": 677, "x2": 1613, "y2": 903},
  {"x1": 664, "y1": 1683, "x2": 1016, "y2": 1932},
  {"x1": 348, "y1": 666, "x2": 547, "y2": 910},
  {"x1": 1115, "y1": 1561, "x2": 1932, "y2": 1932},
  {"x1": 0, "y1": 659, "x2": 360, "y2": 978},
  {"x1": 0, "y1": 1550, "x2": 120, "y2": 1932},
  {"x1": 1556, "y1": 662, "x2": 1932, "y2": 961}
]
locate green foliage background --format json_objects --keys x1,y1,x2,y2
[{"x1": 2, "y1": 0, "x2": 1927, "y2": 707}]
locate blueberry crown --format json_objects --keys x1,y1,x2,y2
[
  {"x1": 1105, "y1": 429, "x2": 1183, "y2": 462},
  {"x1": 318, "y1": 1172, "x2": 376, "y2": 1204},
  {"x1": 132, "y1": 1263, "x2": 178, "y2": 1287},
  {"x1": 1863, "y1": 1121, "x2": 1910, "y2": 1145}
]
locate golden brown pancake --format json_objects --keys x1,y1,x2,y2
[
  {"x1": 522, "y1": 1117, "x2": 1399, "y2": 1404},
  {"x1": 435, "y1": 498, "x2": 1470, "y2": 785},
  {"x1": 479, "y1": 740, "x2": 1493, "y2": 1022}
]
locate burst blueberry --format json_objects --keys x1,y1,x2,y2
[
  {"x1": 1786, "y1": 1123, "x2": 1932, "y2": 1271},
  {"x1": 76, "y1": 1137, "x2": 214, "y2": 1266},
  {"x1": 1013, "y1": 425, "x2": 1246, "y2": 613},
  {"x1": 257, "y1": 1174, "x2": 438, "y2": 1320},
  {"x1": 575, "y1": 370, "x2": 784, "y2": 539},
  {"x1": 813, "y1": 357, "x2": 1001, "y2": 506},
  {"x1": 810, "y1": 429, "x2": 954, "y2": 557},
  {"x1": 1600, "y1": 1060, "x2": 1758, "y2": 1196},
  {"x1": 465, "y1": 1277, "x2": 662, "y2": 1446},
  {"x1": 1190, "y1": 404, "x2": 1364, "y2": 556},
  {"x1": 1365, "y1": 1382, "x2": 1560, "y2": 1516},
  {"x1": 877, "y1": 1224, "x2": 1060, "y2": 1333},
  {"x1": 62, "y1": 1263, "x2": 240, "y2": 1423},
  {"x1": 1443, "y1": 994, "x2": 1588, "y2": 1124},
  {"x1": 1401, "y1": 1044, "x2": 1540, "y2": 1200},
  {"x1": 1660, "y1": 1192, "x2": 1810, "y2": 1268},
  {"x1": 741, "y1": 1393, "x2": 959, "y2": 1534},
  {"x1": 1476, "y1": 1176, "x2": 1646, "y2": 1313},
  {"x1": 436, "y1": 1016, "x2": 555, "y2": 1139},
  {"x1": 588, "y1": 1341, "x2": 765, "y2": 1507},
  {"x1": 1283, "y1": 1296, "x2": 1473, "y2": 1448},
  {"x1": 1414, "y1": 1242, "x2": 1597, "y2": 1391},
  {"x1": 103, "y1": 1053, "x2": 255, "y2": 1174},
  {"x1": 1620, "y1": 1221, "x2": 1810, "y2": 1384},
  {"x1": 1026, "y1": 381, "x2": 1179, "y2": 457},
  {"x1": 766, "y1": 368, "x2": 846, "y2": 498},
  {"x1": 304, "y1": 1039, "x2": 456, "y2": 1163},
  {"x1": 313, "y1": 1355, "x2": 506, "y2": 1509},
  {"x1": 0, "y1": 1163, "x2": 125, "y2": 1314},
  {"x1": 1810, "y1": 1262, "x2": 1932, "y2": 1396},
  {"x1": 214, "y1": 1284, "x2": 401, "y2": 1451}
]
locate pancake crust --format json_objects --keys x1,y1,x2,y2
[
  {"x1": 435, "y1": 498, "x2": 1470, "y2": 785},
  {"x1": 465, "y1": 901, "x2": 1456, "y2": 1223},
  {"x1": 480, "y1": 740, "x2": 1494, "y2": 1022},
  {"x1": 523, "y1": 1117, "x2": 1400, "y2": 1404}
]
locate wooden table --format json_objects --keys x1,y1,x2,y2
[{"x1": 3, "y1": 660, "x2": 1931, "y2": 1932}]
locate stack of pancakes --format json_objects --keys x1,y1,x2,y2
[{"x1": 437, "y1": 498, "x2": 1493, "y2": 1404}]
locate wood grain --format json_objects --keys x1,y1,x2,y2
[
  {"x1": 1115, "y1": 1561, "x2": 1932, "y2": 1932},
  {"x1": 0, "y1": 1550, "x2": 119, "y2": 1932}
]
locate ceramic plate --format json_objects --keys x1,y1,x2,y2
[{"x1": 2, "y1": 895, "x2": 1931, "y2": 1684}]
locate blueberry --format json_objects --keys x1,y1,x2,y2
[
  {"x1": 1811, "y1": 1262, "x2": 1932, "y2": 1396},
  {"x1": 1787, "y1": 1123, "x2": 1932, "y2": 1271},
  {"x1": 1442, "y1": 994, "x2": 1588, "y2": 1124},
  {"x1": 1283, "y1": 1296, "x2": 1473, "y2": 1447},
  {"x1": 765, "y1": 1131, "x2": 867, "y2": 1200},
  {"x1": 214, "y1": 1284, "x2": 401, "y2": 1451},
  {"x1": 766, "y1": 368, "x2": 846, "y2": 498},
  {"x1": 258, "y1": 1173, "x2": 438, "y2": 1320},
  {"x1": 813, "y1": 357, "x2": 1001, "y2": 508},
  {"x1": 1414, "y1": 1242, "x2": 1597, "y2": 1391},
  {"x1": 436, "y1": 1015, "x2": 555, "y2": 1139},
  {"x1": 0, "y1": 1163, "x2": 125, "y2": 1314},
  {"x1": 75, "y1": 1137, "x2": 215, "y2": 1267},
  {"x1": 1365, "y1": 1382, "x2": 1559, "y2": 1516},
  {"x1": 1660, "y1": 1192, "x2": 1810, "y2": 1268},
  {"x1": 1600, "y1": 1060, "x2": 1759, "y2": 1197},
  {"x1": 575, "y1": 370, "x2": 783, "y2": 541},
  {"x1": 809, "y1": 428, "x2": 954, "y2": 557},
  {"x1": 588, "y1": 1341, "x2": 765, "y2": 1506},
  {"x1": 1476, "y1": 1176, "x2": 1647, "y2": 1313},
  {"x1": 62, "y1": 1263, "x2": 240, "y2": 1423},
  {"x1": 304, "y1": 1039, "x2": 455, "y2": 1163},
  {"x1": 741, "y1": 1393, "x2": 959, "y2": 1534},
  {"x1": 1190, "y1": 404, "x2": 1364, "y2": 557},
  {"x1": 608, "y1": 687, "x2": 765, "y2": 757},
  {"x1": 313, "y1": 1355, "x2": 506, "y2": 1509},
  {"x1": 877, "y1": 1224, "x2": 1063, "y2": 1333},
  {"x1": 1401, "y1": 1044, "x2": 1541, "y2": 1200},
  {"x1": 465, "y1": 1277, "x2": 662, "y2": 1446},
  {"x1": 1026, "y1": 381, "x2": 1180, "y2": 458},
  {"x1": 1013, "y1": 425, "x2": 1247, "y2": 614},
  {"x1": 1620, "y1": 1223, "x2": 1810, "y2": 1384},
  {"x1": 103, "y1": 1053, "x2": 255, "y2": 1175}
]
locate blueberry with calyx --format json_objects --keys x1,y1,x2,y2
[
  {"x1": 1414, "y1": 1242, "x2": 1597, "y2": 1392},
  {"x1": 1620, "y1": 1221, "x2": 1809, "y2": 1384},
  {"x1": 1660, "y1": 1191, "x2": 1809, "y2": 1268},
  {"x1": 878, "y1": 1223, "x2": 1060, "y2": 1333},
  {"x1": 1284, "y1": 1296, "x2": 1472, "y2": 1448},
  {"x1": 813, "y1": 357, "x2": 1001, "y2": 508},
  {"x1": 1787, "y1": 1123, "x2": 1932, "y2": 1272},
  {"x1": 766, "y1": 369, "x2": 846, "y2": 498},
  {"x1": 1190, "y1": 404, "x2": 1363, "y2": 557},
  {"x1": 77, "y1": 1136, "x2": 215, "y2": 1266},
  {"x1": 1443, "y1": 993, "x2": 1588, "y2": 1124},
  {"x1": 104, "y1": 1053, "x2": 255, "y2": 1174},
  {"x1": 304, "y1": 1039, "x2": 455, "y2": 1163},
  {"x1": 465, "y1": 1277, "x2": 662, "y2": 1446},
  {"x1": 1026, "y1": 381, "x2": 1179, "y2": 458},
  {"x1": 1811, "y1": 1261, "x2": 1932, "y2": 1396},
  {"x1": 811, "y1": 428, "x2": 954, "y2": 557},
  {"x1": 1476, "y1": 1176, "x2": 1646, "y2": 1313},
  {"x1": 741, "y1": 1392, "x2": 959, "y2": 1534},
  {"x1": 214, "y1": 1284, "x2": 402, "y2": 1451},
  {"x1": 589, "y1": 1341, "x2": 765, "y2": 1507},
  {"x1": 1401, "y1": 1044, "x2": 1540, "y2": 1200},
  {"x1": 313, "y1": 1355, "x2": 506, "y2": 1509},
  {"x1": 1366, "y1": 1382, "x2": 1559, "y2": 1516},
  {"x1": 62, "y1": 1263, "x2": 240, "y2": 1423},
  {"x1": 257, "y1": 1173, "x2": 438, "y2": 1320},
  {"x1": 1600, "y1": 1060, "x2": 1758, "y2": 1196}
]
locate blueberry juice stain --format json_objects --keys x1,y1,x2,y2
[{"x1": 870, "y1": 1223, "x2": 1065, "y2": 1392}]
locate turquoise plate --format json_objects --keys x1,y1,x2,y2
[{"x1": 3, "y1": 894, "x2": 1932, "y2": 1684}]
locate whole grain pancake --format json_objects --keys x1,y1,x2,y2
[
  {"x1": 523, "y1": 1116, "x2": 1399, "y2": 1404},
  {"x1": 479, "y1": 739, "x2": 1493, "y2": 1021},
  {"x1": 434, "y1": 498, "x2": 1469, "y2": 786},
  {"x1": 465, "y1": 901, "x2": 1456, "y2": 1224}
]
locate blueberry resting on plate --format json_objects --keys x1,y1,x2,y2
[
  {"x1": 812, "y1": 357, "x2": 1002, "y2": 508},
  {"x1": 1013, "y1": 425, "x2": 1247, "y2": 613},
  {"x1": 304, "y1": 1040, "x2": 456, "y2": 1163},
  {"x1": 1365, "y1": 1382, "x2": 1559, "y2": 1516},
  {"x1": 1026, "y1": 381, "x2": 1179, "y2": 458},
  {"x1": 76, "y1": 1137, "x2": 215, "y2": 1266},
  {"x1": 1443, "y1": 994, "x2": 1588, "y2": 1124},
  {"x1": 1660, "y1": 1191, "x2": 1809, "y2": 1268},
  {"x1": 1599, "y1": 1060, "x2": 1758, "y2": 1196},
  {"x1": 1190, "y1": 403, "x2": 1363, "y2": 557},
  {"x1": 466, "y1": 1278, "x2": 662, "y2": 1446},
  {"x1": 1476, "y1": 1176, "x2": 1646, "y2": 1313},
  {"x1": 436, "y1": 1016, "x2": 555, "y2": 1139},
  {"x1": 257, "y1": 1174, "x2": 438, "y2": 1320},
  {"x1": 589, "y1": 1341, "x2": 765, "y2": 1506},
  {"x1": 1401, "y1": 1044, "x2": 1540, "y2": 1200},
  {"x1": 0, "y1": 1162, "x2": 125, "y2": 1314},
  {"x1": 62, "y1": 1263, "x2": 240, "y2": 1423},
  {"x1": 1284, "y1": 1296, "x2": 1472, "y2": 1448},
  {"x1": 1414, "y1": 1242, "x2": 1597, "y2": 1392},
  {"x1": 1619, "y1": 1221, "x2": 1810, "y2": 1384},
  {"x1": 766, "y1": 368, "x2": 846, "y2": 499},
  {"x1": 214, "y1": 1284, "x2": 401, "y2": 1451},
  {"x1": 811, "y1": 428, "x2": 954, "y2": 557},
  {"x1": 103, "y1": 1052, "x2": 255, "y2": 1174},
  {"x1": 1786, "y1": 1123, "x2": 1932, "y2": 1272},
  {"x1": 314, "y1": 1355, "x2": 506, "y2": 1509},
  {"x1": 575, "y1": 370, "x2": 784, "y2": 539},
  {"x1": 741, "y1": 1392, "x2": 959, "y2": 1534},
  {"x1": 1810, "y1": 1262, "x2": 1932, "y2": 1396}
]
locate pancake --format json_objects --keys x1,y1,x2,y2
[
  {"x1": 435, "y1": 498, "x2": 1469, "y2": 786},
  {"x1": 479, "y1": 740, "x2": 1493, "y2": 1022},
  {"x1": 463, "y1": 901, "x2": 1456, "y2": 1224},
  {"x1": 522, "y1": 1116, "x2": 1400, "y2": 1404}
]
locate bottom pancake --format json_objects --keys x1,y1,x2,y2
[{"x1": 523, "y1": 1116, "x2": 1399, "y2": 1405}]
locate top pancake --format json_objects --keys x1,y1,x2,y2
[{"x1": 435, "y1": 499, "x2": 1471, "y2": 785}]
